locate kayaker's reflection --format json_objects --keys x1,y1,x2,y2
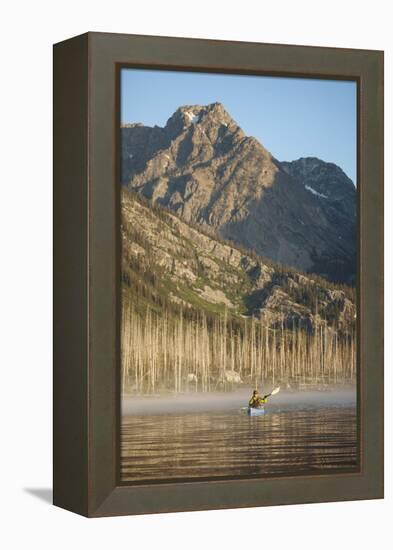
[{"x1": 248, "y1": 389, "x2": 267, "y2": 409}]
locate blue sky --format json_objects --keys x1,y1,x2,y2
[{"x1": 121, "y1": 69, "x2": 357, "y2": 183}]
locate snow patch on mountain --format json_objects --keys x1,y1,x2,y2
[
  {"x1": 185, "y1": 111, "x2": 200, "y2": 124},
  {"x1": 305, "y1": 185, "x2": 328, "y2": 199}
]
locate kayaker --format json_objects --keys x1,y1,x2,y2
[{"x1": 248, "y1": 389, "x2": 267, "y2": 409}]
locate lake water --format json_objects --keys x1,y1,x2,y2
[{"x1": 121, "y1": 400, "x2": 358, "y2": 483}]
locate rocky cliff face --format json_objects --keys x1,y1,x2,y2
[
  {"x1": 121, "y1": 103, "x2": 356, "y2": 284},
  {"x1": 122, "y1": 190, "x2": 355, "y2": 334}
]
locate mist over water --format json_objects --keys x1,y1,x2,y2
[{"x1": 122, "y1": 388, "x2": 356, "y2": 416}]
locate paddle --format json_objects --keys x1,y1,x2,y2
[{"x1": 262, "y1": 386, "x2": 280, "y2": 400}]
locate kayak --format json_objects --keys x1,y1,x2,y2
[
  {"x1": 241, "y1": 387, "x2": 280, "y2": 417},
  {"x1": 247, "y1": 407, "x2": 265, "y2": 416}
]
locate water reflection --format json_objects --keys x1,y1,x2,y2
[{"x1": 121, "y1": 406, "x2": 358, "y2": 483}]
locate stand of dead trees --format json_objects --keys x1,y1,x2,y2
[{"x1": 121, "y1": 298, "x2": 356, "y2": 395}]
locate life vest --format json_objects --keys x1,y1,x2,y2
[{"x1": 249, "y1": 396, "x2": 266, "y2": 407}]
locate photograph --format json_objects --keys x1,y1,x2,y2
[{"x1": 119, "y1": 68, "x2": 358, "y2": 484}]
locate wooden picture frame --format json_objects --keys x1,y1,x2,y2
[{"x1": 53, "y1": 32, "x2": 383, "y2": 517}]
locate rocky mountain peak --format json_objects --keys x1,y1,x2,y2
[
  {"x1": 121, "y1": 104, "x2": 357, "y2": 285},
  {"x1": 281, "y1": 157, "x2": 356, "y2": 226},
  {"x1": 164, "y1": 102, "x2": 240, "y2": 139},
  {"x1": 281, "y1": 157, "x2": 355, "y2": 196}
]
